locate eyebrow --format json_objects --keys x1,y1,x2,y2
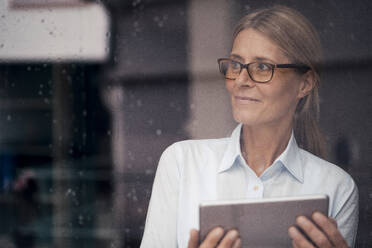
[{"x1": 229, "y1": 53, "x2": 276, "y2": 63}]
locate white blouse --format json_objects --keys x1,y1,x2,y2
[{"x1": 141, "y1": 124, "x2": 359, "y2": 248}]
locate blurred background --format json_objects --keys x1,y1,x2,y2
[{"x1": 0, "y1": 0, "x2": 371, "y2": 247}]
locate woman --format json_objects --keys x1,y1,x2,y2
[{"x1": 141, "y1": 5, "x2": 358, "y2": 248}]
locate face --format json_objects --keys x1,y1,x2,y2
[{"x1": 226, "y1": 28, "x2": 312, "y2": 128}]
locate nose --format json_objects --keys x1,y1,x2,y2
[{"x1": 235, "y1": 68, "x2": 256, "y2": 88}]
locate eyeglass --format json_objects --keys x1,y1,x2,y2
[{"x1": 217, "y1": 58, "x2": 310, "y2": 83}]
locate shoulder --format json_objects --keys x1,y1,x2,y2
[
  {"x1": 300, "y1": 149, "x2": 353, "y2": 180},
  {"x1": 163, "y1": 137, "x2": 230, "y2": 159},
  {"x1": 158, "y1": 137, "x2": 230, "y2": 173},
  {"x1": 300, "y1": 149, "x2": 357, "y2": 192}
]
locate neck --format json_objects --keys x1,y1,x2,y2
[{"x1": 240, "y1": 121, "x2": 293, "y2": 177}]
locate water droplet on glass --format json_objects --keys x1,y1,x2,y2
[
  {"x1": 7, "y1": 115, "x2": 11, "y2": 121},
  {"x1": 78, "y1": 215, "x2": 84, "y2": 225},
  {"x1": 156, "y1": 129, "x2": 162, "y2": 136}
]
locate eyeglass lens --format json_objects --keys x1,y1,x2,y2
[{"x1": 219, "y1": 59, "x2": 273, "y2": 82}]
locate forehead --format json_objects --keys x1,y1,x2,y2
[{"x1": 231, "y1": 28, "x2": 289, "y2": 63}]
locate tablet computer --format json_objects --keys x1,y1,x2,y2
[{"x1": 199, "y1": 194, "x2": 329, "y2": 248}]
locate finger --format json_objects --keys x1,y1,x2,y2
[
  {"x1": 187, "y1": 229, "x2": 199, "y2": 248},
  {"x1": 217, "y1": 229, "x2": 239, "y2": 248},
  {"x1": 312, "y1": 212, "x2": 348, "y2": 247},
  {"x1": 292, "y1": 240, "x2": 300, "y2": 248},
  {"x1": 232, "y1": 237, "x2": 242, "y2": 248},
  {"x1": 288, "y1": 226, "x2": 315, "y2": 248},
  {"x1": 296, "y1": 216, "x2": 333, "y2": 248},
  {"x1": 328, "y1": 217, "x2": 338, "y2": 228},
  {"x1": 200, "y1": 227, "x2": 225, "y2": 248}
]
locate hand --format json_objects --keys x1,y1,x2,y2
[
  {"x1": 288, "y1": 212, "x2": 349, "y2": 248},
  {"x1": 187, "y1": 227, "x2": 242, "y2": 248}
]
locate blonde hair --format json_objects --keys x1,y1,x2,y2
[{"x1": 233, "y1": 5, "x2": 326, "y2": 158}]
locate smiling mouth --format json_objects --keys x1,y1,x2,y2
[{"x1": 234, "y1": 96, "x2": 260, "y2": 102}]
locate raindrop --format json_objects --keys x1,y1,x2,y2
[
  {"x1": 107, "y1": 130, "x2": 112, "y2": 136},
  {"x1": 27, "y1": 66, "x2": 32, "y2": 71},
  {"x1": 41, "y1": 19, "x2": 45, "y2": 23},
  {"x1": 0, "y1": 44, "x2": 4, "y2": 49},
  {"x1": 132, "y1": 0, "x2": 141, "y2": 7},
  {"x1": 156, "y1": 129, "x2": 162, "y2": 136},
  {"x1": 83, "y1": 110, "x2": 87, "y2": 116},
  {"x1": 6, "y1": 115, "x2": 11, "y2": 121},
  {"x1": 65, "y1": 188, "x2": 73, "y2": 196},
  {"x1": 136, "y1": 99, "x2": 142, "y2": 107},
  {"x1": 78, "y1": 215, "x2": 84, "y2": 225},
  {"x1": 38, "y1": 90, "x2": 43, "y2": 96}
]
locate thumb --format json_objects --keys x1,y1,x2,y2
[{"x1": 187, "y1": 229, "x2": 199, "y2": 248}]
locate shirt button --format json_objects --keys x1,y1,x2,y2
[{"x1": 253, "y1": 185, "x2": 259, "y2": 191}]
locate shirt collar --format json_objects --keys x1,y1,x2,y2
[{"x1": 218, "y1": 124, "x2": 304, "y2": 183}]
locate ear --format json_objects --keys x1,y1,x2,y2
[{"x1": 297, "y1": 70, "x2": 315, "y2": 99}]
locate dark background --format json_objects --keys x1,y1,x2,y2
[{"x1": 0, "y1": 0, "x2": 371, "y2": 247}]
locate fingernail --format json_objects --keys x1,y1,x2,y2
[
  {"x1": 215, "y1": 227, "x2": 224, "y2": 235},
  {"x1": 312, "y1": 212, "x2": 322, "y2": 220},
  {"x1": 288, "y1": 226, "x2": 297, "y2": 237},
  {"x1": 296, "y1": 216, "x2": 306, "y2": 224},
  {"x1": 229, "y1": 230, "x2": 239, "y2": 239}
]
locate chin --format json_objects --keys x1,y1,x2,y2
[{"x1": 232, "y1": 109, "x2": 263, "y2": 126}]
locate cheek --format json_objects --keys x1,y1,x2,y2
[
  {"x1": 225, "y1": 80, "x2": 234, "y2": 94},
  {"x1": 263, "y1": 82, "x2": 300, "y2": 114}
]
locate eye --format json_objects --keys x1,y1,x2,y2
[
  {"x1": 256, "y1": 63, "x2": 271, "y2": 71},
  {"x1": 230, "y1": 60, "x2": 241, "y2": 70}
]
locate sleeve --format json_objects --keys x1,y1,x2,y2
[
  {"x1": 333, "y1": 176, "x2": 359, "y2": 248},
  {"x1": 140, "y1": 144, "x2": 181, "y2": 248}
]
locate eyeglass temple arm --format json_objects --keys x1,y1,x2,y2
[{"x1": 276, "y1": 64, "x2": 310, "y2": 70}]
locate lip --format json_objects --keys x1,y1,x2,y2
[{"x1": 234, "y1": 96, "x2": 260, "y2": 102}]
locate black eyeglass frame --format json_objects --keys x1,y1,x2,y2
[{"x1": 217, "y1": 58, "x2": 310, "y2": 83}]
